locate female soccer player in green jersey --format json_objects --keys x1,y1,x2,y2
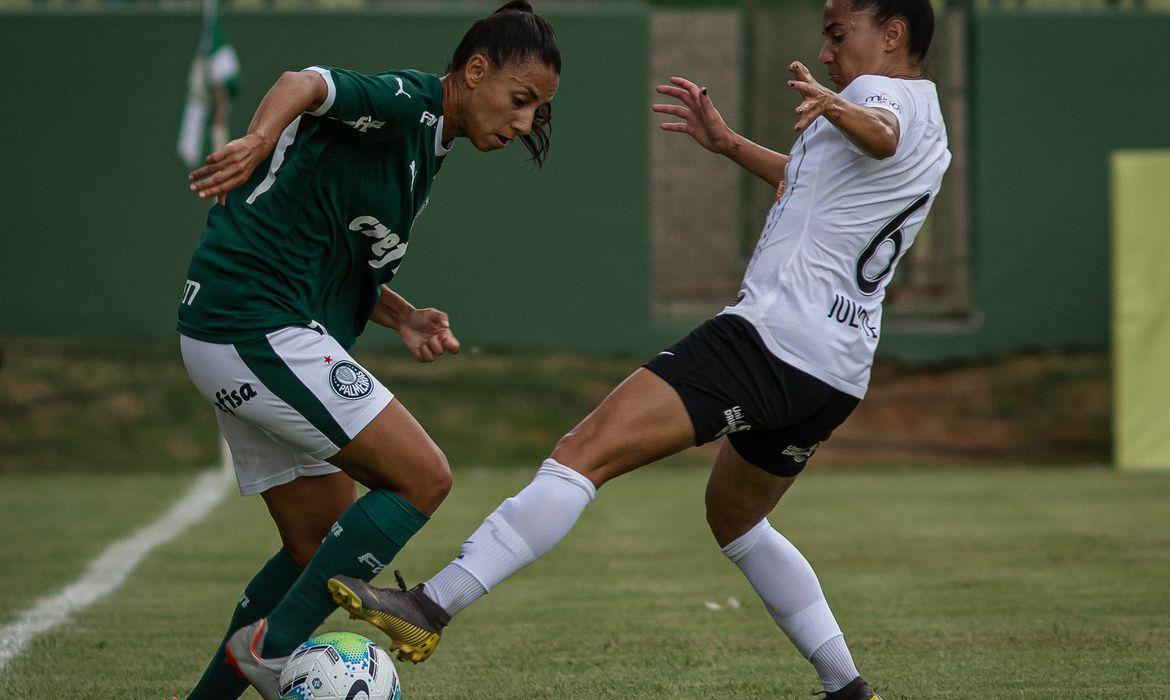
[{"x1": 174, "y1": 3, "x2": 559, "y2": 699}]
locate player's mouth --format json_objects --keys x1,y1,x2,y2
[{"x1": 495, "y1": 134, "x2": 511, "y2": 147}]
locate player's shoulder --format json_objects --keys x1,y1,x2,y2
[
  {"x1": 371, "y1": 69, "x2": 442, "y2": 96},
  {"x1": 843, "y1": 75, "x2": 938, "y2": 117}
]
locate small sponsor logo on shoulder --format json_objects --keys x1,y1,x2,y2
[
  {"x1": 342, "y1": 115, "x2": 385, "y2": 132},
  {"x1": 864, "y1": 92, "x2": 900, "y2": 110},
  {"x1": 330, "y1": 361, "x2": 373, "y2": 400}
]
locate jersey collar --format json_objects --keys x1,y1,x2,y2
[{"x1": 434, "y1": 116, "x2": 452, "y2": 157}]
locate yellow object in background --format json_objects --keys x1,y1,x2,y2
[{"x1": 1112, "y1": 150, "x2": 1170, "y2": 471}]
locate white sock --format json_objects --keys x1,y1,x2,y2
[
  {"x1": 809, "y1": 635, "x2": 860, "y2": 692},
  {"x1": 422, "y1": 459, "x2": 596, "y2": 616},
  {"x1": 721, "y1": 519, "x2": 858, "y2": 691}
]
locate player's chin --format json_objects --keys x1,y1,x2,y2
[{"x1": 473, "y1": 133, "x2": 512, "y2": 152}]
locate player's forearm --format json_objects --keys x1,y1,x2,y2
[
  {"x1": 720, "y1": 133, "x2": 789, "y2": 190},
  {"x1": 822, "y1": 95, "x2": 899, "y2": 160},
  {"x1": 246, "y1": 71, "x2": 328, "y2": 151},
  {"x1": 370, "y1": 285, "x2": 416, "y2": 329}
]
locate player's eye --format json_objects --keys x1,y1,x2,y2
[{"x1": 513, "y1": 96, "x2": 527, "y2": 108}]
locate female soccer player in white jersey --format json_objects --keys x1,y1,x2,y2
[
  {"x1": 330, "y1": 0, "x2": 949, "y2": 698},
  {"x1": 172, "y1": 3, "x2": 559, "y2": 699}
]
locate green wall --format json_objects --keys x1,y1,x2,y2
[
  {"x1": 5, "y1": 7, "x2": 1170, "y2": 359},
  {"x1": 0, "y1": 4, "x2": 654, "y2": 354}
]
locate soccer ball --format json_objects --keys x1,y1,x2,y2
[{"x1": 278, "y1": 631, "x2": 400, "y2": 700}]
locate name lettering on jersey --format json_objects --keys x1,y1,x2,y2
[
  {"x1": 393, "y1": 76, "x2": 412, "y2": 99},
  {"x1": 213, "y1": 383, "x2": 258, "y2": 415},
  {"x1": 348, "y1": 215, "x2": 409, "y2": 271},
  {"x1": 864, "y1": 92, "x2": 900, "y2": 111},
  {"x1": 419, "y1": 111, "x2": 438, "y2": 127},
  {"x1": 827, "y1": 294, "x2": 878, "y2": 339},
  {"x1": 181, "y1": 279, "x2": 201, "y2": 306},
  {"x1": 342, "y1": 116, "x2": 386, "y2": 133}
]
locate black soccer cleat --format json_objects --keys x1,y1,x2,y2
[
  {"x1": 328, "y1": 570, "x2": 451, "y2": 663},
  {"x1": 822, "y1": 676, "x2": 883, "y2": 700}
]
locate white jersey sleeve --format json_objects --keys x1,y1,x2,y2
[{"x1": 720, "y1": 76, "x2": 951, "y2": 398}]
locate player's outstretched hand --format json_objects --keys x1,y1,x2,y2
[
  {"x1": 786, "y1": 61, "x2": 837, "y2": 133},
  {"x1": 652, "y1": 76, "x2": 736, "y2": 155},
  {"x1": 188, "y1": 132, "x2": 274, "y2": 205},
  {"x1": 398, "y1": 308, "x2": 461, "y2": 363}
]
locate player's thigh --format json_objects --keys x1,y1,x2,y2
[
  {"x1": 328, "y1": 397, "x2": 451, "y2": 514},
  {"x1": 705, "y1": 440, "x2": 798, "y2": 547},
  {"x1": 707, "y1": 386, "x2": 859, "y2": 545},
  {"x1": 551, "y1": 368, "x2": 695, "y2": 487},
  {"x1": 261, "y1": 472, "x2": 357, "y2": 567}
]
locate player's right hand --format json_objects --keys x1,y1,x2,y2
[
  {"x1": 188, "y1": 132, "x2": 273, "y2": 205},
  {"x1": 651, "y1": 76, "x2": 735, "y2": 156}
]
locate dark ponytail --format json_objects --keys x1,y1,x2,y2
[
  {"x1": 449, "y1": 1, "x2": 561, "y2": 167},
  {"x1": 850, "y1": 0, "x2": 934, "y2": 61}
]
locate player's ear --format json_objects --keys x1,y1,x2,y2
[
  {"x1": 883, "y1": 17, "x2": 908, "y2": 53},
  {"x1": 464, "y1": 53, "x2": 489, "y2": 88}
]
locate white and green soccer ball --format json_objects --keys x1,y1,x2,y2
[{"x1": 279, "y1": 631, "x2": 399, "y2": 700}]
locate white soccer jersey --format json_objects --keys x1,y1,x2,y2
[{"x1": 721, "y1": 75, "x2": 951, "y2": 398}]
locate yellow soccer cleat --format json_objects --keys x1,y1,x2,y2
[{"x1": 328, "y1": 570, "x2": 451, "y2": 664}]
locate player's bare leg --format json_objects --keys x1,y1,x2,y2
[
  {"x1": 228, "y1": 399, "x2": 450, "y2": 698},
  {"x1": 331, "y1": 368, "x2": 696, "y2": 661},
  {"x1": 262, "y1": 472, "x2": 357, "y2": 566},
  {"x1": 707, "y1": 442, "x2": 880, "y2": 700}
]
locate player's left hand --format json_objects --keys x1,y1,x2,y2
[
  {"x1": 398, "y1": 308, "x2": 461, "y2": 363},
  {"x1": 188, "y1": 132, "x2": 273, "y2": 205},
  {"x1": 786, "y1": 61, "x2": 838, "y2": 133}
]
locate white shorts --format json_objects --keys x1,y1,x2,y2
[{"x1": 180, "y1": 325, "x2": 393, "y2": 495}]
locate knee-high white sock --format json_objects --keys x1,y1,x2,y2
[
  {"x1": 422, "y1": 458, "x2": 597, "y2": 616},
  {"x1": 721, "y1": 519, "x2": 859, "y2": 692}
]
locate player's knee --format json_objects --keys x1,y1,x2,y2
[
  {"x1": 550, "y1": 427, "x2": 607, "y2": 482},
  {"x1": 705, "y1": 495, "x2": 758, "y2": 547},
  {"x1": 410, "y1": 447, "x2": 453, "y2": 510},
  {"x1": 428, "y1": 450, "x2": 453, "y2": 501}
]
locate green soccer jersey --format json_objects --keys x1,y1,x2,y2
[{"x1": 178, "y1": 66, "x2": 450, "y2": 350}]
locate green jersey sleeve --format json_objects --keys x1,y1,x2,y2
[{"x1": 304, "y1": 66, "x2": 435, "y2": 137}]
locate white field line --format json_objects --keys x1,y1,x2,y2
[{"x1": 0, "y1": 468, "x2": 231, "y2": 674}]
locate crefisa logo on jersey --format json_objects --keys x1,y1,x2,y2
[{"x1": 329, "y1": 361, "x2": 373, "y2": 400}]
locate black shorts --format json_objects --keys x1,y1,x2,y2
[{"x1": 643, "y1": 314, "x2": 860, "y2": 477}]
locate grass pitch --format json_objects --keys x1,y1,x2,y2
[{"x1": 1, "y1": 465, "x2": 1168, "y2": 698}]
